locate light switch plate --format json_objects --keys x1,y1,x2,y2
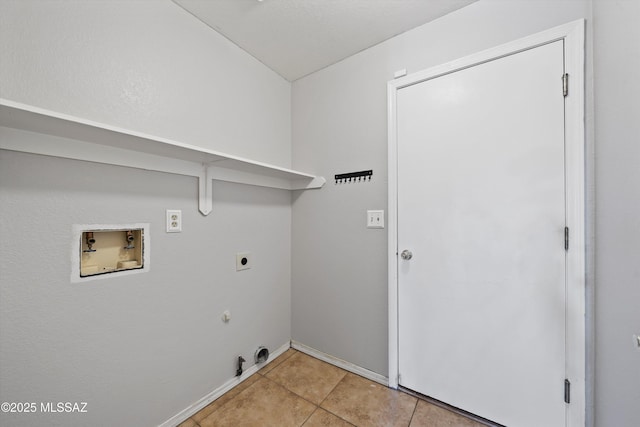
[{"x1": 367, "y1": 210, "x2": 385, "y2": 229}]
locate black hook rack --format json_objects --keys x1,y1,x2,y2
[{"x1": 335, "y1": 170, "x2": 373, "y2": 184}]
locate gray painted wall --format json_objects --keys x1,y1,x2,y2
[
  {"x1": 0, "y1": 0, "x2": 291, "y2": 167},
  {"x1": 593, "y1": 1, "x2": 640, "y2": 426},
  {"x1": 292, "y1": 0, "x2": 593, "y2": 377},
  {"x1": 292, "y1": 0, "x2": 639, "y2": 425},
  {"x1": 0, "y1": 151, "x2": 292, "y2": 426},
  {"x1": 1, "y1": 0, "x2": 638, "y2": 426},
  {"x1": 0, "y1": 1, "x2": 292, "y2": 426}
]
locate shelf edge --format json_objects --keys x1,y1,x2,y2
[{"x1": 0, "y1": 99, "x2": 325, "y2": 191}]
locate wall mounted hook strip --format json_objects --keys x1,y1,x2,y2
[{"x1": 335, "y1": 170, "x2": 373, "y2": 184}]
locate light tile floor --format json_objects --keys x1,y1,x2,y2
[{"x1": 178, "y1": 349, "x2": 486, "y2": 427}]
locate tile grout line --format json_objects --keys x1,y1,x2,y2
[
  {"x1": 256, "y1": 374, "x2": 356, "y2": 426},
  {"x1": 259, "y1": 373, "x2": 320, "y2": 408},
  {"x1": 195, "y1": 373, "x2": 265, "y2": 426},
  {"x1": 190, "y1": 350, "x2": 422, "y2": 427},
  {"x1": 298, "y1": 406, "x2": 319, "y2": 427},
  {"x1": 260, "y1": 348, "x2": 298, "y2": 375},
  {"x1": 186, "y1": 351, "x2": 296, "y2": 426},
  {"x1": 263, "y1": 351, "x2": 334, "y2": 409},
  {"x1": 399, "y1": 386, "x2": 494, "y2": 427},
  {"x1": 316, "y1": 370, "x2": 348, "y2": 408},
  {"x1": 195, "y1": 351, "x2": 299, "y2": 427},
  {"x1": 317, "y1": 371, "x2": 419, "y2": 427},
  {"x1": 406, "y1": 397, "x2": 419, "y2": 427},
  {"x1": 265, "y1": 354, "x2": 354, "y2": 426},
  {"x1": 315, "y1": 371, "x2": 357, "y2": 426},
  {"x1": 264, "y1": 374, "x2": 323, "y2": 409}
]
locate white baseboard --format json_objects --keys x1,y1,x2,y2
[
  {"x1": 158, "y1": 342, "x2": 291, "y2": 427},
  {"x1": 291, "y1": 340, "x2": 388, "y2": 386},
  {"x1": 161, "y1": 341, "x2": 389, "y2": 426}
]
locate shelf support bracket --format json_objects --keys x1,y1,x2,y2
[{"x1": 198, "y1": 163, "x2": 213, "y2": 216}]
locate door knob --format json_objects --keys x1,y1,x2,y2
[{"x1": 401, "y1": 250, "x2": 413, "y2": 260}]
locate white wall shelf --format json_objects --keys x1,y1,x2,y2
[{"x1": 0, "y1": 99, "x2": 325, "y2": 215}]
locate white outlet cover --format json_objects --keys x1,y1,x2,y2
[
  {"x1": 166, "y1": 209, "x2": 182, "y2": 233},
  {"x1": 236, "y1": 252, "x2": 251, "y2": 271},
  {"x1": 367, "y1": 210, "x2": 385, "y2": 229}
]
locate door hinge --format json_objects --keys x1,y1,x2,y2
[
  {"x1": 564, "y1": 379, "x2": 571, "y2": 403},
  {"x1": 562, "y1": 73, "x2": 569, "y2": 97},
  {"x1": 564, "y1": 227, "x2": 569, "y2": 251}
]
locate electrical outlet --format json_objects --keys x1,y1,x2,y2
[
  {"x1": 166, "y1": 210, "x2": 182, "y2": 233},
  {"x1": 236, "y1": 252, "x2": 251, "y2": 271},
  {"x1": 367, "y1": 210, "x2": 384, "y2": 228}
]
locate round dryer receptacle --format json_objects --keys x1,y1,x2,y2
[{"x1": 254, "y1": 346, "x2": 269, "y2": 364}]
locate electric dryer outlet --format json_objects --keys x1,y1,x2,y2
[{"x1": 236, "y1": 252, "x2": 251, "y2": 271}]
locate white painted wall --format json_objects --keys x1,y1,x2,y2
[
  {"x1": 593, "y1": 1, "x2": 640, "y2": 426},
  {"x1": 0, "y1": 1, "x2": 292, "y2": 426}
]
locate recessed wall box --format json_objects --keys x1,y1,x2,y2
[
  {"x1": 80, "y1": 229, "x2": 143, "y2": 276},
  {"x1": 71, "y1": 223, "x2": 150, "y2": 283}
]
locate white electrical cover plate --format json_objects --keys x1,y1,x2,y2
[
  {"x1": 166, "y1": 210, "x2": 182, "y2": 233},
  {"x1": 236, "y1": 252, "x2": 251, "y2": 271},
  {"x1": 367, "y1": 210, "x2": 385, "y2": 228}
]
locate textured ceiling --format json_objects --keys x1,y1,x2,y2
[{"x1": 173, "y1": 0, "x2": 476, "y2": 81}]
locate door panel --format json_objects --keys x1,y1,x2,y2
[{"x1": 397, "y1": 41, "x2": 566, "y2": 427}]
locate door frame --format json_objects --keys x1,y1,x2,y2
[{"x1": 387, "y1": 20, "x2": 586, "y2": 426}]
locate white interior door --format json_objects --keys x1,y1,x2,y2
[{"x1": 397, "y1": 41, "x2": 567, "y2": 427}]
